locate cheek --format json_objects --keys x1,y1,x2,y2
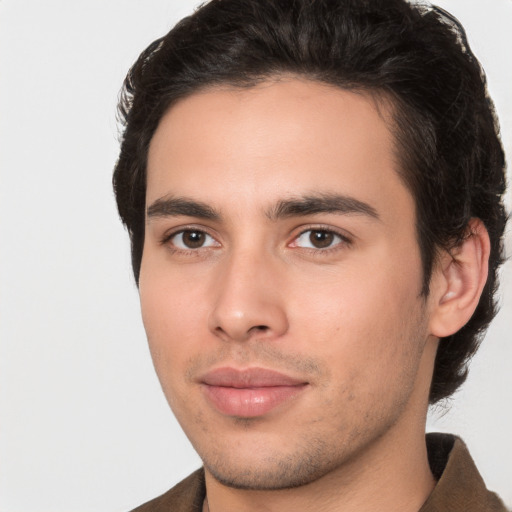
[
  {"x1": 139, "y1": 278, "x2": 210, "y2": 423},
  {"x1": 138, "y1": 264, "x2": 209, "y2": 391},
  {"x1": 140, "y1": 252, "x2": 211, "y2": 339},
  {"x1": 289, "y1": 256, "x2": 425, "y2": 392}
]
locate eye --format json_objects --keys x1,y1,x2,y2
[
  {"x1": 291, "y1": 229, "x2": 347, "y2": 250},
  {"x1": 168, "y1": 229, "x2": 219, "y2": 250}
]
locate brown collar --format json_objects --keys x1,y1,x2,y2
[{"x1": 419, "y1": 433, "x2": 507, "y2": 511}]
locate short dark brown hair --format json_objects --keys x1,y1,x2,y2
[{"x1": 113, "y1": 0, "x2": 507, "y2": 403}]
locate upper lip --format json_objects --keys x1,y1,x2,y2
[{"x1": 200, "y1": 367, "x2": 307, "y2": 388}]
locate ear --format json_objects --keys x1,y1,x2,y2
[{"x1": 428, "y1": 218, "x2": 490, "y2": 338}]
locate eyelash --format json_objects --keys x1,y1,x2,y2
[
  {"x1": 160, "y1": 226, "x2": 219, "y2": 255},
  {"x1": 291, "y1": 226, "x2": 352, "y2": 254},
  {"x1": 160, "y1": 225, "x2": 352, "y2": 255}
]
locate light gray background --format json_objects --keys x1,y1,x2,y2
[{"x1": 1, "y1": 1, "x2": 510, "y2": 510}]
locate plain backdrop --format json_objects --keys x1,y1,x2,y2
[{"x1": 1, "y1": 1, "x2": 511, "y2": 510}]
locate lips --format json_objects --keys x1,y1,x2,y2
[{"x1": 200, "y1": 367, "x2": 308, "y2": 418}]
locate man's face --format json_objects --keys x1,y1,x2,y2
[{"x1": 140, "y1": 79, "x2": 439, "y2": 489}]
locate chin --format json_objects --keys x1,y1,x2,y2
[
  {"x1": 200, "y1": 435, "x2": 347, "y2": 491},
  {"x1": 204, "y1": 460, "x2": 332, "y2": 491}
]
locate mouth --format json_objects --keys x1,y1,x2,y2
[{"x1": 199, "y1": 367, "x2": 308, "y2": 418}]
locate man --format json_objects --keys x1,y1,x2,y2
[{"x1": 113, "y1": 0, "x2": 508, "y2": 510}]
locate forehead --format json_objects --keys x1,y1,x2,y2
[{"x1": 146, "y1": 79, "x2": 412, "y2": 223}]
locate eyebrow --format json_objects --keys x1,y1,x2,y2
[
  {"x1": 147, "y1": 196, "x2": 220, "y2": 221},
  {"x1": 146, "y1": 192, "x2": 379, "y2": 223},
  {"x1": 266, "y1": 193, "x2": 380, "y2": 221}
]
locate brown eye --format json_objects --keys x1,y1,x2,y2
[
  {"x1": 170, "y1": 230, "x2": 218, "y2": 250},
  {"x1": 309, "y1": 230, "x2": 334, "y2": 248},
  {"x1": 292, "y1": 229, "x2": 346, "y2": 250},
  {"x1": 182, "y1": 230, "x2": 205, "y2": 248}
]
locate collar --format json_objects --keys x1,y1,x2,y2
[{"x1": 419, "y1": 432, "x2": 506, "y2": 511}]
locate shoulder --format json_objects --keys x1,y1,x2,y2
[{"x1": 129, "y1": 468, "x2": 205, "y2": 512}]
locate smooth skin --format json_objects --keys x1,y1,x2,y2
[{"x1": 140, "y1": 78, "x2": 490, "y2": 512}]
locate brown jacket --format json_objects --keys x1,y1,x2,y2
[{"x1": 131, "y1": 434, "x2": 508, "y2": 512}]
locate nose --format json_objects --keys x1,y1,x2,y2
[{"x1": 208, "y1": 251, "x2": 289, "y2": 343}]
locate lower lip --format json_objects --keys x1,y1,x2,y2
[{"x1": 202, "y1": 384, "x2": 307, "y2": 417}]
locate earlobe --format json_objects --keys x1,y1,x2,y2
[{"x1": 429, "y1": 218, "x2": 490, "y2": 338}]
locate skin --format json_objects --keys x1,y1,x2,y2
[{"x1": 139, "y1": 79, "x2": 471, "y2": 512}]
